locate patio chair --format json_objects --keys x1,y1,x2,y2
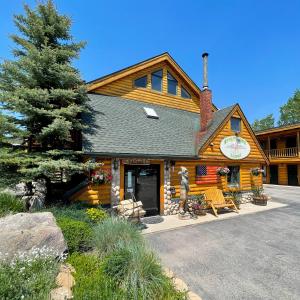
[{"x1": 203, "y1": 188, "x2": 239, "y2": 217}]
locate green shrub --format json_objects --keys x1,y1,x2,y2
[
  {"x1": 67, "y1": 253, "x2": 126, "y2": 299},
  {"x1": 56, "y1": 216, "x2": 93, "y2": 253},
  {"x1": 46, "y1": 203, "x2": 92, "y2": 224},
  {"x1": 0, "y1": 256, "x2": 59, "y2": 300},
  {"x1": 102, "y1": 245, "x2": 186, "y2": 300},
  {"x1": 0, "y1": 192, "x2": 24, "y2": 217},
  {"x1": 93, "y1": 217, "x2": 144, "y2": 256},
  {"x1": 86, "y1": 207, "x2": 109, "y2": 223}
]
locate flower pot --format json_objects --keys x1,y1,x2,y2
[
  {"x1": 194, "y1": 209, "x2": 206, "y2": 216},
  {"x1": 253, "y1": 196, "x2": 268, "y2": 206}
]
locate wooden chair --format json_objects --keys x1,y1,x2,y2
[{"x1": 203, "y1": 188, "x2": 239, "y2": 217}]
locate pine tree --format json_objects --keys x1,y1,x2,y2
[
  {"x1": 0, "y1": 0, "x2": 92, "y2": 184},
  {"x1": 278, "y1": 90, "x2": 300, "y2": 126},
  {"x1": 252, "y1": 114, "x2": 275, "y2": 131}
]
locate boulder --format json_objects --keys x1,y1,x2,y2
[{"x1": 0, "y1": 212, "x2": 67, "y2": 262}]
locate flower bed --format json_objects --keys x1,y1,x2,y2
[{"x1": 0, "y1": 248, "x2": 60, "y2": 300}]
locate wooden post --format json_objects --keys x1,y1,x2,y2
[
  {"x1": 297, "y1": 131, "x2": 300, "y2": 157},
  {"x1": 267, "y1": 136, "x2": 271, "y2": 158}
]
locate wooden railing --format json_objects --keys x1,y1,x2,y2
[{"x1": 265, "y1": 147, "x2": 298, "y2": 158}]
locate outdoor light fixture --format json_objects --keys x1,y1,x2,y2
[
  {"x1": 113, "y1": 159, "x2": 119, "y2": 170},
  {"x1": 165, "y1": 160, "x2": 170, "y2": 171},
  {"x1": 170, "y1": 160, "x2": 175, "y2": 172}
]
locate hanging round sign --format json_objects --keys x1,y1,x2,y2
[{"x1": 220, "y1": 136, "x2": 250, "y2": 160}]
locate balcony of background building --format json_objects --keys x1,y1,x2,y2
[{"x1": 265, "y1": 147, "x2": 299, "y2": 158}]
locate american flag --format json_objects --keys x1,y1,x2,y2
[
  {"x1": 196, "y1": 165, "x2": 218, "y2": 184},
  {"x1": 196, "y1": 165, "x2": 207, "y2": 176}
]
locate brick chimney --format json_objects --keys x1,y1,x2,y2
[{"x1": 200, "y1": 52, "x2": 213, "y2": 132}]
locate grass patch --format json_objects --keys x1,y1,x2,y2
[
  {"x1": 102, "y1": 245, "x2": 186, "y2": 300},
  {"x1": 93, "y1": 217, "x2": 144, "y2": 257},
  {"x1": 92, "y1": 218, "x2": 186, "y2": 299},
  {"x1": 0, "y1": 256, "x2": 59, "y2": 300},
  {"x1": 67, "y1": 252, "x2": 126, "y2": 299},
  {"x1": 0, "y1": 192, "x2": 24, "y2": 217}
]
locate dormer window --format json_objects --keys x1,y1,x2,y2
[
  {"x1": 151, "y1": 69, "x2": 163, "y2": 92},
  {"x1": 181, "y1": 86, "x2": 191, "y2": 99},
  {"x1": 167, "y1": 72, "x2": 178, "y2": 95},
  {"x1": 134, "y1": 75, "x2": 147, "y2": 88}
]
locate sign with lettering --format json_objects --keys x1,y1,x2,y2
[
  {"x1": 122, "y1": 159, "x2": 151, "y2": 165},
  {"x1": 220, "y1": 136, "x2": 250, "y2": 160}
]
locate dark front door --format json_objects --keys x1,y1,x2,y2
[
  {"x1": 269, "y1": 165, "x2": 278, "y2": 184},
  {"x1": 124, "y1": 164, "x2": 160, "y2": 215},
  {"x1": 287, "y1": 165, "x2": 298, "y2": 186}
]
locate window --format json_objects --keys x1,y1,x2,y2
[
  {"x1": 231, "y1": 117, "x2": 241, "y2": 132},
  {"x1": 227, "y1": 166, "x2": 240, "y2": 187},
  {"x1": 270, "y1": 139, "x2": 277, "y2": 150},
  {"x1": 151, "y1": 69, "x2": 163, "y2": 92},
  {"x1": 143, "y1": 107, "x2": 159, "y2": 119},
  {"x1": 167, "y1": 72, "x2": 178, "y2": 95},
  {"x1": 181, "y1": 86, "x2": 191, "y2": 99},
  {"x1": 134, "y1": 76, "x2": 147, "y2": 88}
]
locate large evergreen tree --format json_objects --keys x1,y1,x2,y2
[
  {"x1": 278, "y1": 90, "x2": 300, "y2": 126},
  {"x1": 0, "y1": 0, "x2": 91, "y2": 183},
  {"x1": 252, "y1": 114, "x2": 275, "y2": 131}
]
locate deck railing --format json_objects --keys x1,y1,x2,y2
[{"x1": 265, "y1": 147, "x2": 299, "y2": 158}]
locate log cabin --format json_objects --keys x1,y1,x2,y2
[
  {"x1": 255, "y1": 123, "x2": 300, "y2": 186},
  {"x1": 71, "y1": 52, "x2": 268, "y2": 215}
]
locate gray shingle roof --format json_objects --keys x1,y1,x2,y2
[{"x1": 83, "y1": 94, "x2": 234, "y2": 158}]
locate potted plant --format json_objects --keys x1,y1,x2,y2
[
  {"x1": 252, "y1": 186, "x2": 268, "y2": 205},
  {"x1": 190, "y1": 195, "x2": 207, "y2": 216},
  {"x1": 91, "y1": 169, "x2": 112, "y2": 185},
  {"x1": 250, "y1": 167, "x2": 264, "y2": 176},
  {"x1": 216, "y1": 167, "x2": 230, "y2": 176},
  {"x1": 228, "y1": 189, "x2": 242, "y2": 209}
]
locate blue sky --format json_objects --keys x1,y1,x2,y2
[{"x1": 1, "y1": 0, "x2": 300, "y2": 123}]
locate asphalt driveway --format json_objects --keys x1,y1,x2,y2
[{"x1": 146, "y1": 185, "x2": 300, "y2": 300}]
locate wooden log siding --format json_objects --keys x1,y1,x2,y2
[
  {"x1": 93, "y1": 62, "x2": 202, "y2": 113},
  {"x1": 171, "y1": 161, "x2": 262, "y2": 197},
  {"x1": 71, "y1": 159, "x2": 112, "y2": 205}
]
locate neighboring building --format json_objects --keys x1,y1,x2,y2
[
  {"x1": 255, "y1": 123, "x2": 300, "y2": 186},
  {"x1": 71, "y1": 53, "x2": 268, "y2": 215}
]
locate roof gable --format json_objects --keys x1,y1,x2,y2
[
  {"x1": 87, "y1": 53, "x2": 202, "y2": 96},
  {"x1": 199, "y1": 105, "x2": 269, "y2": 163}
]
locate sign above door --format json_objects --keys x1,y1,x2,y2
[{"x1": 122, "y1": 159, "x2": 151, "y2": 165}]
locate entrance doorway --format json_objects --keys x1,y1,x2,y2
[
  {"x1": 124, "y1": 164, "x2": 160, "y2": 215},
  {"x1": 269, "y1": 165, "x2": 278, "y2": 184},
  {"x1": 287, "y1": 165, "x2": 298, "y2": 186}
]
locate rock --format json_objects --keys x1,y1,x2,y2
[
  {"x1": 163, "y1": 267, "x2": 175, "y2": 278},
  {"x1": 50, "y1": 287, "x2": 72, "y2": 300},
  {"x1": 188, "y1": 291, "x2": 202, "y2": 300},
  {"x1": 0, "y1": 212, "x2": 67, "y2": 262},
  {"x1": 173, "y1": 277, "x2": 189, "y2": 292},
  {"x1": 56, "y1": 264, "x2": 75, "y2": 289}
]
